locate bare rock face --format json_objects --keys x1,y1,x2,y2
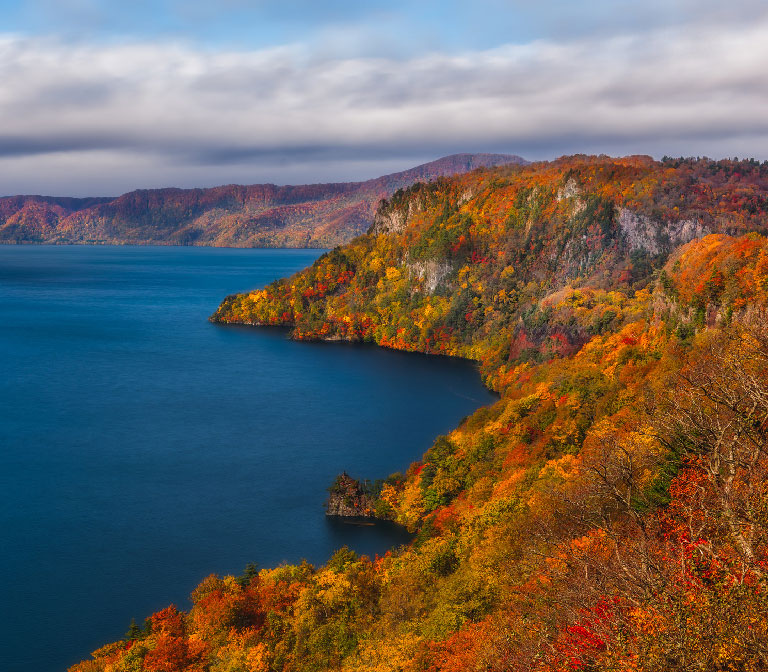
[
  {"x1": 557, "y1": 177, "x2": 581, "y2": 201},
  {"x1": 325, "y1": 472, "x2": 376, "y2": 518},
  {"x1": 371, "y1": 192, "x2": 430, "y2": 236},
  {"x1": 618, "y1": 207, "x2": 709, "y2": 255},
  {"x1": 407, "y1": 259, "x2": 453, "y2": 293},
  {"x1": 371, "y1": 208, "x2": 408, "y2": 235}
]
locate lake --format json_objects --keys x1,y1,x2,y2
[{"x1": 0, "y1": 245, "x2": 497, "y2": 672}]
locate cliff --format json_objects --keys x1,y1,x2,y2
[{"x1": 0, "y1": 153, "x2": 525, "y2": 248}]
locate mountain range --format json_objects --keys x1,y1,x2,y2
[{"x1": 0, "y1": 154, "x2": 525, "y2": 248}]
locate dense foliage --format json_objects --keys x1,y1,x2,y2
[{"x1": 74, "y1": 155, "x2": 768, "y2": 671}]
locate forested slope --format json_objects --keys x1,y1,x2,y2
[{"x1": 74, "y1": 155, "x2": 768, "y2": 672}]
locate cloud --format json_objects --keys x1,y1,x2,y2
[
  {"x1": 2, "y1": 14, "x2": 768, "y2": 195},
  {"x1": 14, "y1": 1, "x2": 768, "y2": 51}
]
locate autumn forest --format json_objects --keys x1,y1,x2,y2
[{"x1": 73, "y1": 155, "x2": 768, "y2": 671}]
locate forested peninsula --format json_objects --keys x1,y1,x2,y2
[{"x1": 75, "y1": 155, "x2": 768, "y2": 671}]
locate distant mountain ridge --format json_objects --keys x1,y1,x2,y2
[{"x1": 0, "y1": 153, "x2": 526, "y2": 248}]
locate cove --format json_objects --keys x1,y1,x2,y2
[{"x1": 0, "y1": 245, "x2": 498, "y2": 672}]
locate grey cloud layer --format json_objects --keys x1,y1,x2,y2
[{"x1": 2, "y1": 18, "x2": 768, "y2": 194}]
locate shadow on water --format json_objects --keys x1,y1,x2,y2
[{"x1": 325, "y1": 516, "x2": 414, "y2": 559}]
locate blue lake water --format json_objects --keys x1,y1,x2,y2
[{"x1": 0, "y1": 245, "x2": 496, "y2": 672}]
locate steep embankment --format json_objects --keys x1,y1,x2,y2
[
  {"x1": 0, "y1": 153, "x2": 525, "y2": 247},
  {"x1": 74, "y1": 155, "x2": 768, "y2": 672}
]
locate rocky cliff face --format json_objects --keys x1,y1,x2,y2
[
  {"x1": 325, "y1": 473, "x2": 377, "y2": 518},
  {"x1": 0, "y1": 153, "x2": 526, "y2": 248},
  {"x1": 618, "y1": 207, "x2": 709, "y2": 254}
]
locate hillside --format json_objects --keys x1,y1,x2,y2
[
  {"x1": 73, "y1": 155, "x2": 768, "y2": 672},
  {"x1": 0, "y1": 154, "x2": 525, "y2": 248}
]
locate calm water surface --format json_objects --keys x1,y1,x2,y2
[{"x1": 0, "y1": 245, "x2": 496, "y2": 672}]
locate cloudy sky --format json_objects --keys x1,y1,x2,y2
[{"x1": 2, "y1": 0, "x2": 767, "y2": 195}]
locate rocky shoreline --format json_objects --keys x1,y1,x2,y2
[{"x1": 325, "y1": 472, "x2": 378, "y2": 519}]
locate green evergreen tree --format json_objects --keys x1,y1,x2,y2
[
  {"x1": 238, "y1": 562, "x2": 259, "y2": 587},
  {"x1": 125, "y1": 617, "x2": 142, "y2": 641}
]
